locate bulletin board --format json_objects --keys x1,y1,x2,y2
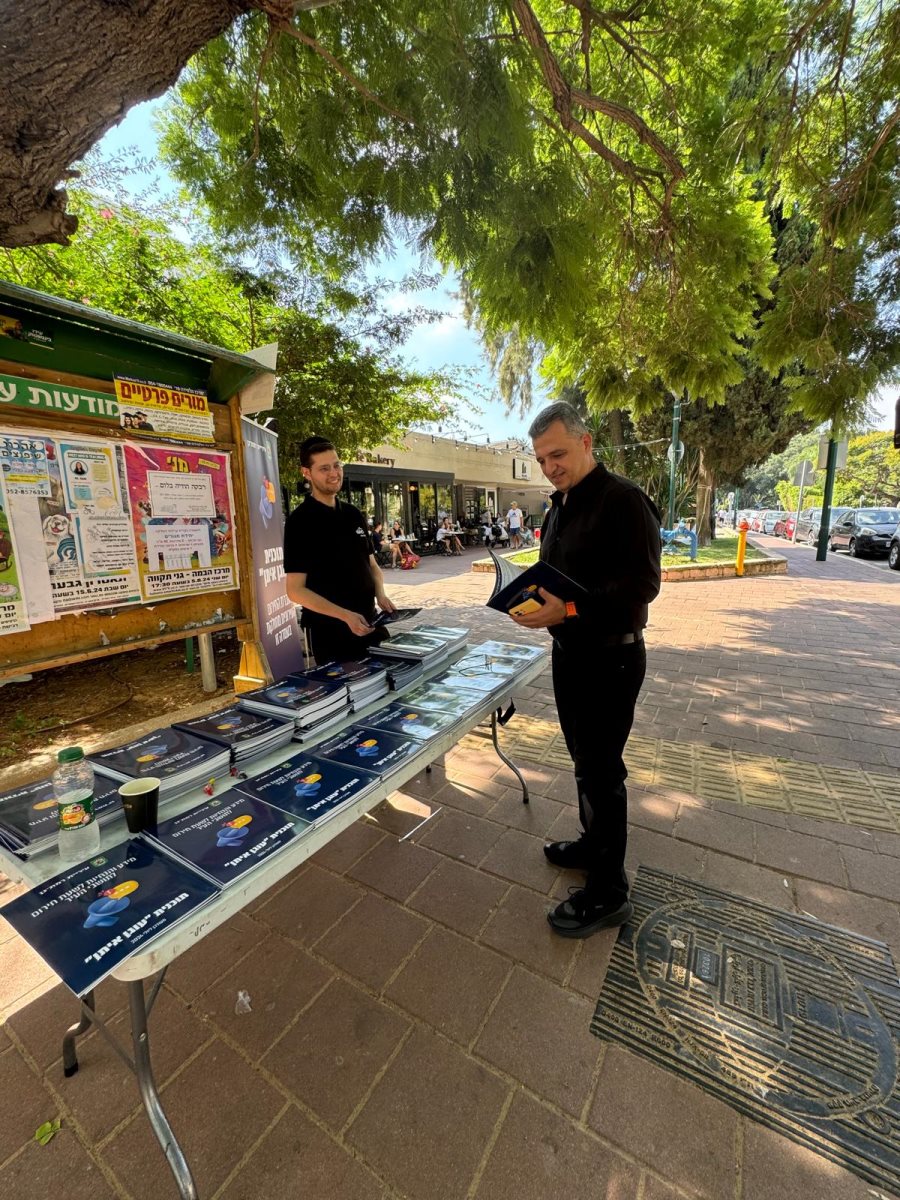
[{"x1": 0, "y1": 282, "x2": 277, "y2": 687}]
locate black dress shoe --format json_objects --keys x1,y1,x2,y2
[
  {"x1": 543, "y1": 838, "x2": 591, "y2": 870},
  {"x1": 547, "y1": 890, "x2": 634, "y2": 938}
]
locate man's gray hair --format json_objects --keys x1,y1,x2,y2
[{"x1": 527, "y1": 401, "x2": 588, "y2": 440}]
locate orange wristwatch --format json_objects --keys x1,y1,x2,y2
[{"x1": 565, "y1": 600, "x2": 578, "y2": 619}]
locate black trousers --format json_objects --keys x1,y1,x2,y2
[
  {"x1": 307, "y1": 620, "x2": 387, "y2": 667},
  {"x1": 551, "y1": 635, "x2": 647, "y2": 905}
]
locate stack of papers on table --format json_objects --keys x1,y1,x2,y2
[
  {"x1": 373, "y1": 630, "x2": 451, "y2": 668},
  {"x1": 473, "y1": 639, "x2": 545, "y2": 663},
  {"x1": 0, "y1": 777, "x2": 123, "y2": 858},
  {"x1": 360, "y1": 702, "x2": 462, "y2": 742},
  {"x1": 90, "y1": 729, "x2": 231, "y2": 801},
  {"x1": 143, "y1": 789, "x2": 303, "y2": 887},
  {"x1": 0, "y1": 839, "x2": 219, "y2": 996},
  {"x1": 315, "y1": 724, "x2": 425, "y2": 777},
  {"x1": 172, "y1": 707, "x2": 295, "y2": 764},
  {"x1": 303, "y1": 658, "x2": 390, "y2": 709},
  {"x1": 238, "y1": 676, "x2": 350, "y2": 729},
  {"x1": 398, "y1": 681, "x2": 484, "y2": 717},
  {"x1": 411, "y1": 624, "x2": 469, "y2": 652},
  {"x1": 366, "y1": 653, "x2": 425, "y2": 690},
  {"x1": 236, "y1": 752, "x2": 380, "y2": 826}
]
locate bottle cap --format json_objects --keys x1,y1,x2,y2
[{"x1": 57, "y1": 747, "x2": 85, "y2": 764}]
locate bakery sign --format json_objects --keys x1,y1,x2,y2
[{"x1": 512, "y1": 457, "x2": 532, "y2": 481}]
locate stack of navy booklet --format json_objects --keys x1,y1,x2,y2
[
  {"x1": 238, "y1": 675, "x2": 349, "y2": 731},
  {"x1": 90, "y1": 728, "x2": 231, "y2": 801},
  {"x1": 144, "y1": 789, "x2": 304, "y2": 887},
  {"x1": 172, "y1": 707, "x2": 295, "y2": 764},
  {"x1": 366, "y1": 653, "x2": 425, "y2": 691},
  {"x1": 373, "y1": 630, "x2": 451, "y2": 669},
  {"x1": 0, "y1": 776, "x2": 123, "y2": 858},
  {"x1": 410, "y1": 623, "x2": 469, "y2": 652},
  {"x1": 361, "y1": 702, "x2": 462, "y2": 742},
  {"x1": 302, "y1": 658, "x2": 390, "y2": 709},
  {"x1": 0, "y1": 839, "x2": 219, "y2": 996},
  {"x1": 236, "y1": 752, "x2": 380, "y2": 826},
  {"x1": 315, "y1": 724, "x2": 425, "y2": 777}
]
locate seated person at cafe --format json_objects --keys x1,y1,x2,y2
[
  {"x1": 389, "y1": 519, "x2": 413, "y2": 567},
  {"x1": 436, "y1": 516, "x2": 464, "y2": 555},
  {"x1": 371, "y1": 520, "x2": 385, "y2": 556}
]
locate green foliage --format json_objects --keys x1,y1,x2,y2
[
  {"x1": 748, "y1": 429, "x2": 900, "y2": 509},
  {"x1": 0, "y1": 177, "x2": 453, "y2": 479}
]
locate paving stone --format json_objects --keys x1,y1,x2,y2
[
  {"x1": 417, "y1": 809, "x2": 505, "y2": 864},
  {"x1": 480, "y1": 827, "x2": 561, "y2": 893},
  {"x1": 314, "y1": 892, "x2": 429, "y2": 992},
  {"x1": 793, "y1": 879, "x2": 900, "y2": 959},
  {"x1": 628, "y1": 789, "x2": 680, "y2": 835},
  {"x1": 0, "y1": 1128, "x2": 116, "y2": 1200},
  {"x1": 0, "y1": 936, "x2": 56, "y2": 1012},
  {"x1": 103, "y1": 1039, "x2": 283, "y2": 1200},
  {"x1": 406, "y1": 857, "x2": 509, "y2": 939},
  {"x1": 741, "y1": 1120, "x2": 876, "y2": 1200},
  {"x1": 474, "y1": 967, "x2": 600, "y2": 1118},
  {"x1": 194, "y1": 935, "x2": 333, "y2": 1062},
  {"x1": 485, "y1": 790, "x2": 566, "y2": 838},
  {"x1": 59, "y1": 986, "x2": 213, "y2": 1144},
  {"x1": 309, "y1": 820, "x2": 387, "y2": 874},
  {"x1": 0, "y1": 1048, "x2": 59, "y2": 1162},
  {"x1": 674, "y1": 805, "x2": 756, "y2": 860},
  {"x1": 479, "y1": 885, "x2": 578, "y2": 983},
  {"x1": 641, "y1": 1178, "x2": 686, "y2": 1200},
  {"x1": 219, "y1": 1104, "x2": 384, "y2": 1200},
  {"x1": 254, "y1": 864, "x2": 363, "y2": 946},
  {"x1": 754, "y1": 823, "x2": 847, "y2": 886},
  {"x1": 347, "y1": 1026, "x2": 509, "y2": 1200},
  {"x1": 626, "y1": 826, "x2": 706, "y2": 880},
  {"x1": 566, "y1": 929, "x2": 620, "y2": 999},
  {"x1": 400, "y1": 762, "x2": 448, "y2": 802},
  {"x1": 473, "y1": 1089, "x2": 640, "y2": 1200},
  {"x1": 429, "y1": 779, "x2": 501, "y2": 817},
  {"x1": 385, "y1": 927, "x2": 509, "y2": 1045},
  {"x1": 5, "y1": 979, "x2": 96, "y2": 1071},
  {"x1": 346, "y1": 835, "x2": 441, "y2": 902},
  {"x1": 589, "y1": 1045, "x2": 740, "y2": 1196},
  {"x1": 840, "y1": 844, "x2": 900, "y2": 903},
  {"x1": 260, "y1": 978, "x2": 409, "y2": 1129},
  {"x1": 701, "y1": 850, "x2": 795, "y2": 909},
  {"x1": 165, "y1": 911, "x2": 265, "y2": 1001}
]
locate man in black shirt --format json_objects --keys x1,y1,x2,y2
[
  {"x1": 284, "y1": 437, "x2": 396, "y2": 664},
  {"x1": 511, "y1": 402, "x2": 661, "y2": 937}
]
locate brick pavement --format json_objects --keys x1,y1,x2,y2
[{"x1": 1, "y1": 541, "x2": 898, "y2": 1200}]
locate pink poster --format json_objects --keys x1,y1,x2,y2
[{"x1": 124, "y1": 444, "x2": 239, "y2": 601}]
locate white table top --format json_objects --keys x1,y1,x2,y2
[{"x1": 0, "y1": 647, "x2": 548, "y2": 983}]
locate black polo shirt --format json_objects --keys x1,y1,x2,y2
[
  {"x1": 540, "y1": 463, "x2": 661, "y2": 641},
  {"x1": 284, "y1": 496, "x2": 376, "y2": 630}
]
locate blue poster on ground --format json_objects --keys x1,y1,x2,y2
[{"x1": 241, "y1": 418, "x2": 304, "y2": 680}]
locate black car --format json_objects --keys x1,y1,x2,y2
[
  {"x1": 828, "y1": 508, "x2": 900, "y2": 557},
  {"x1": 888, "y1": 528, "x2": 900, "y2": 570}
]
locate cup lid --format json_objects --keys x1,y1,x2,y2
[{"x1": 57, "y1": 747, "x2": 85, "y2": 764}]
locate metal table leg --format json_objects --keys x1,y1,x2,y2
[
  {"x1": 491, "y1": 708, "x2": 529, "y2": 804},
  {"x1": 62, "y1": 989, "x2": 95, "y2": 1077},
  {"x1": 128, "y1": 980, "x2": 198, "y2": 1200}
]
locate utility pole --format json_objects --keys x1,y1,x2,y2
[
  {"x1": 816, "y1": 434, "x2": 839, "y2": 562},
  {"x1": 666, "y1": 397, "x2": 682, "y2": 530}
]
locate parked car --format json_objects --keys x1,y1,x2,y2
[
  {"x1": 829, "y1": 508, "x2": 900, "y2": 557},
  {"x1": 889, "y1": 527, "x2": 900, "y2": 570},
  {"x1": 795, "y1": 506, "x2": 852, "y2": 545},
  {"x1": 750, "y1": 511, "x2": 766, "y2": 532},
  {"x1": 763, "y1": 511, "x2": 788, "y2": 534},
  {"x1": 782, "y1": 514, "x2": 797, "y2": 540}
]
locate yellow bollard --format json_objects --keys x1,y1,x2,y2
[{"x1": 735, "y1": 519, "x2": 749, "y2": 576}]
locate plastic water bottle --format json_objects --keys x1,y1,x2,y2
[{"x1": 54, "y1": 747, "x2": 101, "y2": 863}]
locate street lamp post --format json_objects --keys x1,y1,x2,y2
[{"x1": 666, "y1": 397, "x2": 682, "y2": 530}]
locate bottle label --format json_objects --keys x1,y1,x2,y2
[{"x1": 58, "y1": 793, "x2": 96, "y2": 830}]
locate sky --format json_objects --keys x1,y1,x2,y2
[{"x1": 96, "y1": 100, "x2": 897, "y2": 437}]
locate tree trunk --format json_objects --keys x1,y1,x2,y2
[
  {"x1": 695, "y1": 446, "x2": 714, "y2": 547},
  {"x1": 0, "y1": 0, "x2": 254, "y2": 247},
  {"x1": 607, "y1": 407, "x2": 626, "y2": 474}
]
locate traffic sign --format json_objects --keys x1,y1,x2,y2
[{"x1": 666, "y1": 441, "x2": 685, "y2": 465}]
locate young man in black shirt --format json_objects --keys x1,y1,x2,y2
[
  {"x1": 284, "y1": 437, "x2": 396, "y2": 664},
  {"x1": 511, "y1": 402, "x2": 661, "y2": 938}
]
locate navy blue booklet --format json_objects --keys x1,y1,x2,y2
[
  {"x1": 315, "y1": 724, "x2": 424, "y2": 776},
  {"x1": 238, "y1": 675, "x2": 348, "y2": 722},
  {"x1": 361, "y1": 703, "x2": 461, "y2": 741},
  {"x1": 485, "y1": 550, "x2": 587, "y2": 616},
  {"x1": 0, "y1": 839, "x2": 219, "y2": 996},
  {"x1": 89, "y1": 728, "x2": 230, "y2": 788},
  {"x1": 144, "y1": 789, "x2": 303, "y2": 887},
  {"x1": 0, "y1": 777, "x2": 122, "y2": 857},
  {"x1": 302, "y1": 659, "x2": 387, "y2": 685},
  {"x1": 172, "y1": 707, "x2": 294, "y2": 759},
  {"x1": 371, "y1": 606, "x2": 421, "y2": 627},
  {"x1": 235, "y1": 753, "x2": 379, "y2": 824}
]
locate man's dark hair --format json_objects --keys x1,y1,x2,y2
[{"x1": 299, "y1": 436, "x2": 336, "y2": 468}]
